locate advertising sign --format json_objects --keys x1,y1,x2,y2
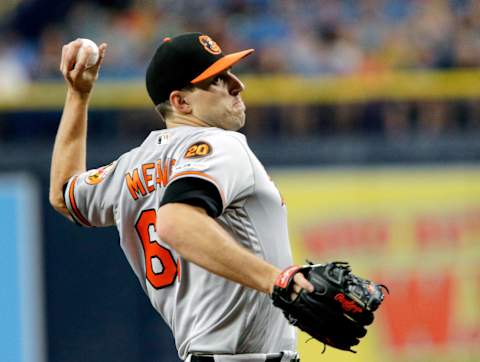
[{"x1": 274, "y1": 167, "x2": 480, "y2": 362}]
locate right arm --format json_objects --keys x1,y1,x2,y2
[{"x1": 49, "y1": 39, "x2": 107, "y2": 217}]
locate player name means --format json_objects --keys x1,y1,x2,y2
[{"x1": 125, "y1": 159, "x2": 176, "y2": 201}]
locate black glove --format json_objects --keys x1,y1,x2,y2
[{"x1": 271, "y1": 261, "x2": 387, "y2": 353}]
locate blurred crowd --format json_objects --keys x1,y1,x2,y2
[
  {"x1": 1, "y1": 0, "x2": 480, "y2": 143},
  {"x1": 1, "y1": 0, "x2": 480, "y2": 81}
]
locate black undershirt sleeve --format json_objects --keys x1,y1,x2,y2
[{"x1": 160, "y1": 177, "x2": 223, "y2": 218}]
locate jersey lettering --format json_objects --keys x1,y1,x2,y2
[
  {"x1": 125, "y1": 158, "x2": 176, "y2": 200},
  {"x1": 156, "y1": 159, "x2": 175, "y2": 187},
  {"x1": 135, "y1": 209, "x2": 178, "y2": 289},
  {"x1": 125, "y1": 168, "x2": 147, "y2": 200},
  {"x1": 142, "y1": 163, "x2": 155, "y2": 192}
]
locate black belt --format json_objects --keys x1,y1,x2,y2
[{"x1": 191, "y1": 354, "x2": 299, "y2": 362}]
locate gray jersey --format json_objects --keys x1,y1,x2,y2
[{"x1": 64, "y1": 126, "x2": 296, "y2": 360}]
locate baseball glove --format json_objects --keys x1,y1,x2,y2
[{"x1": 271, "y1": 261, "x2": 387, "y2": 353}]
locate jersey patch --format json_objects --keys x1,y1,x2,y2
[
  {"x1": 85, "y1": 161, "x2": 117, "y2": 185},
  {"x1": 184, "y1": 142, "x2": 212, "y2": 159}
]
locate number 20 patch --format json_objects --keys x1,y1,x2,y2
[{"x1": 184, "y1": 142, "x2": 212, "y2": 158}]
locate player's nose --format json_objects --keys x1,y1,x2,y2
[{"x1": 226, "y1": 71, "x2": 245, "y2": 96}]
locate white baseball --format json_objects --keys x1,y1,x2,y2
[{"x1": 76, "y1": 38, "x2": 99, "y2": 68}]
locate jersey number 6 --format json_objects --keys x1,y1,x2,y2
[{"x1": 135, "y1": 209, "x2": 178, "y2": 289}]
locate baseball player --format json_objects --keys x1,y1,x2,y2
[{"x1": 49, "y1": 33, "x2": 314, "y2": 362}]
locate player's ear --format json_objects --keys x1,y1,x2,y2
[{"x1": 169, "y1": 90, "x2": 192, "y2": 114}]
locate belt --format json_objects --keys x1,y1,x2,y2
[{"x1": 190, "y1": 354, "x2": 300, "y2": 362}]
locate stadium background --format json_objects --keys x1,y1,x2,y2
[{"x1": 1, "y1": 1, "x2": 479, "y2": 361}]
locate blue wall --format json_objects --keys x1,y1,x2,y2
[{"x1": 0, "y1": 175, "x2": 45, "y2": 362}]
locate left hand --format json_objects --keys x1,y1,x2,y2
[
  {"x1": 291, "y1": 272, "x2": 314, "y2": 300},
  {"x1": 271, "y1": 262, "x2": 387, "y2": 353}
]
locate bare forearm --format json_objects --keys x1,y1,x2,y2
[
  {"x1": 49, "y1": 40, "x2": 107, "y2": 215},
  {"x1": 156, "y1": 203, "x2": 280, "y2": 294},
  {"x1": 49, "y1": 90, "x2": 90, "y2": 213}
]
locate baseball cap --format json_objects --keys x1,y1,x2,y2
[{"x1": 146, "y1": 32, "x2": 254, "y2": 105}]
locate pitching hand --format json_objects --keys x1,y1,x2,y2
[{"x1": 60, "y1": 39, "x2": 107, "y2": 95}]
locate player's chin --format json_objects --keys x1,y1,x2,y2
[
  {"x1": 229, "y1": 112, "x2": 246, "y2": 131},
  {"x1": 220, "y1": 108, "x2": 245, "y2": 131}
]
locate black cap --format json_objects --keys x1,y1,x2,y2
[{"x1": 146, "y1": 32, "x2": 254, "y2": 105}]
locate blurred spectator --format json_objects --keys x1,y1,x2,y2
[
  {"x1": 2, "y1": 0, "x2": 480, "y2": 141},
  {"x1": 0, "y1": 32, "x2": 30, "y2": 100},
  {"x1": 5, "y1": 0, "x2": 480, "y2": 80},
  {"x1": 34, "y1": 25, "x2": 66, "y2": 79}
]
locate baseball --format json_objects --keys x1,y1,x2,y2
[{"x1": 76, "y1": 38, "x2": 99, "y2": 68}]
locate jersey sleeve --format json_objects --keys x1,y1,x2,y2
[
  {"x1": 63, "y1": 161, "x2": 118, "y2": 227},
  {"x1": 168, "y1": 133, "x2": 254, "y2": 213}
]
